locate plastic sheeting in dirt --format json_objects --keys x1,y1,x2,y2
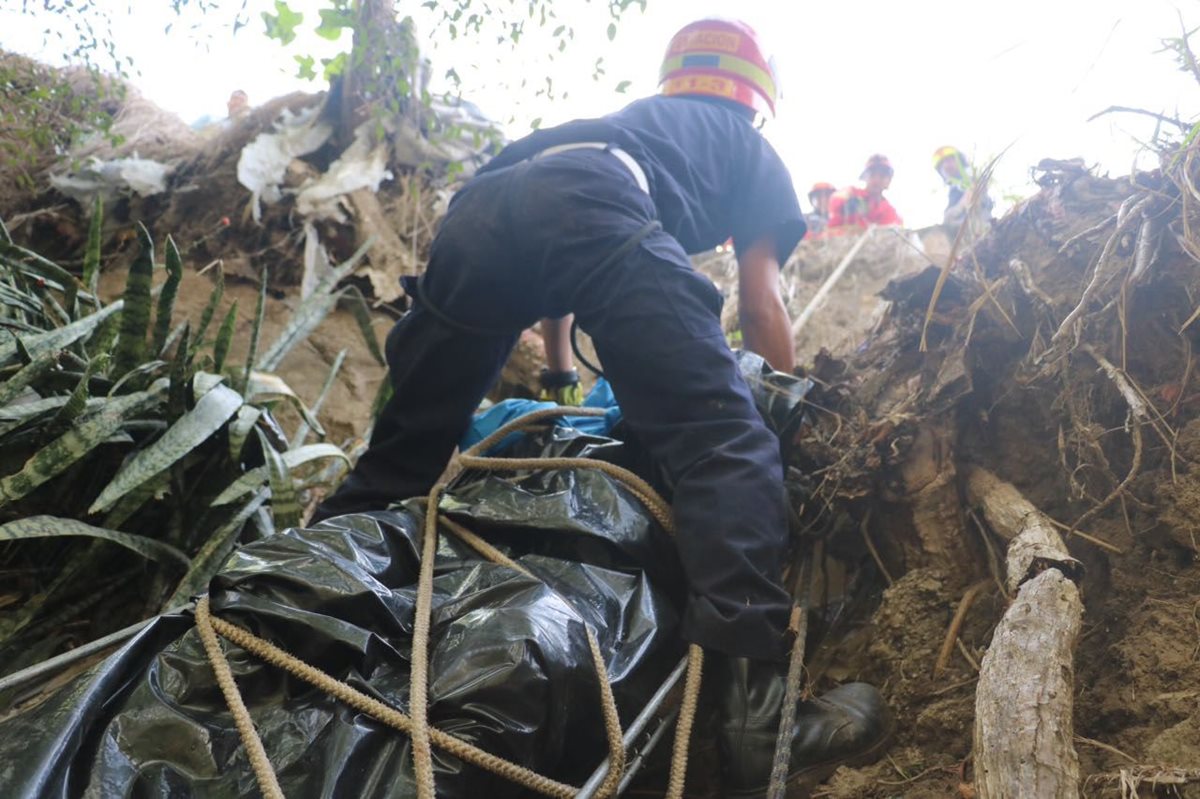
[{"x1": 0, "y1": 352, "x2": 812, "y2": 798}]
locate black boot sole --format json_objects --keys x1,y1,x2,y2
[{"x1": 723, "y1": 727, "x2": 895, "y2": 799}]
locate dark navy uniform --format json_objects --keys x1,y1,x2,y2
[{"x1": 315, "y1": 95, "x2": 806, "y2": 660}]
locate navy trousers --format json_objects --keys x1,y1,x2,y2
[{"x1": 315, "y1": 149, "x2": 793, "y2": 660}]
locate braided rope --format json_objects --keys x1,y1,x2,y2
[
  {"x1": 194, "y1": 595, "x2": 578, "y2": 799},
  {"x1": 194, "y1": 596, "x2": 285, "y2": 799},
  {"x1": 410, "y1": 482, "x2": 445, "y2": 799},
  {"x1": 665, "y1": 643, "x2": 704, "y2": 799},
  {"x1": 197, "y1": 406, "x2": 704, "y2": 798},
  {"x1": 437, "y1": 514, "x2": 625, "y2": 798}
]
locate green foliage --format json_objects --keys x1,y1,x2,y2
[
  {"x1": 0, "y1": 204, "x2": 355, "y2": 667},
  {"x1": 112, "y1": 223, "x2": 153, "y2": 377},
  {"x1": 0, "y1": 516, "x2": 187, "y2": 567},
  {"x1": 192, "y1": 263, "x2": 224, "y2": 350},
  {"x1": 153, "y1": 236, "x2": 184, "y2": 356},
  {"x1": 0, "y1": 53, "x2": 124, "y2": 189},
  {"x1": 341, "y1": 285, "x2": 386, "y2": 366},
  {"x1": 262, "y1": 0, "x2": 305, "y2": 46},
  {"x1": 82, "y1": 197, "x2": 103, "y2": 297},
  {"x1": 212, "y1": 300, "x2": 238, "y2": 373},
  {"x1": 88, "y1": 383, "x2": 243, "y2": 514}
]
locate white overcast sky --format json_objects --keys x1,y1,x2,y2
[{"x1": 3, "y1": 0, "x2": 1198, "y2": 227}]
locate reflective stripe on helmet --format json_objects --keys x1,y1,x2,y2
[{"x1": 659, "y1": 53, "x2": 778, "y2": 103}]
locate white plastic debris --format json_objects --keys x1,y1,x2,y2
[
  {"x1": 236, "y1": 105, "x2": 332, "y2": 222},
  {"x1": 295, "y1": 121, "x2": 393, "y2": 222},
  {"x1": 50, "y1": 157, "x2": 173, "y2": 205}
]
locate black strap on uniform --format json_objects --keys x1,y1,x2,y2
[
  {"x1": 411, "y1": 219, "x2": 663, "y2": 365},
  {"x1": 567, "y1": 219, "x2": 662, "y2": 378},
  {"x1": 410, "y1": 273, "x2": 516, "y2": 338}
]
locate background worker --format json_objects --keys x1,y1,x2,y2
[
  {"x1": 828, "y1": 153, "x2": 903, "y2": 229},
  {"x1": 314, "y1": 18, "x2": 887, "y2": 796},
  {"x1": 804, "y1": 181, "x2": 836, "y2": 237},
  {"x1": 933, "y1": 144, "x2": 994, "y2": 228},
  {"x1": 226, "y1": 89, "x2": 250, "y2": 120}
]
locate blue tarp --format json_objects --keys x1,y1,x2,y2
[{"x1": 460, "y1": 378, "x2": 622, "y2": 454}]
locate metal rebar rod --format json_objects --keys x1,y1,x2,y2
[
  {"x1": 576, "y1": 653, "x2": 689, "y2": 799},
  {"x1": 617, "y1": 705, "x2": 682, "y2": 795}
]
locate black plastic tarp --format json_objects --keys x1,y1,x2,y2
[
  {"x1": 0, "y1": 437, "x2": 680, "y2": 797},
  {"x1": 0, "y1": 352, "x2": 811, "y2": 798}
]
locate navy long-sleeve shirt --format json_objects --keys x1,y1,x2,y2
[{"x1": 480, "y1": 95, "x2": 805, "y2": 263}]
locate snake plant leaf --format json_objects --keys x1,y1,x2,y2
[
  {"x1": 290, "y1": 348, "x2": 346, "y2": 449},
  {"x1": 85, "y1": 307, "x2": 122, "y2": 360},
  {"x1": 256, "y1": 287, "x2": 337, "y2": 373},
  {"x1": 0, "y1": 396, "x2": 106, "y2": 439},
  {"x1": 192, "y1": 371, "x2": 228, "y2": 398},
  {"x1": 253, "y1": 239, "x2": 373, "y2": 374},
  {"x1": 0, "y1": 516, "x2": 188, "y2": 566},
  {"x1": 0, "y1": 281, "x2": 45, "y2": 315},
  {"x1": 0, "y1": 348, "x2": 60, "y2": 406},
  {"x1": 0, "y1": 300, "x2": 123, "y2": 366},
  {"x1": 166, "y1": 488, "x2": 269, "y2": 606},
  {"x1": 167, "y1": 323, "x2": 192, "y2": 422},
  {"x1": 51, "y1": 353, "x2": 108, "y2": 427},
  {"x1": 153, "y1": 235, "x2": 184, "y2": 356},
  {"x1": 88, "y1": 383, "x2": 243, "y2": 514},
  {"x1": 82, "y1": 195, "x2": 103, "y2": 296},
  {"x1": 191, "y1": 264, "x2": 224, "y2": 350},
  {"x1": 242, "y1": 267, "x2": 268, "y2": 392},
  {"x1": 228, "y1": 404, "x2": 262, "y2": 461},
  {"x1": 113, "y1": 223, "x2": 154, "y2": 376},
  {"x1": 322, "y1": 236, "x2": 373, "y2": 292},
  {"x1": 211, "y1": 443, "x2": 349, "y2": 506},
  {"x1": 257, "y1": 426, "x2": 300, "y2": 529},
  {"x1": 108, "y1": 358, "x2": 167, "y2": 396},
  {"x1": 340, "y1": 285, "x2": 386, "y2": 365},
  {"x1": 371, "y1": 372, "x2": 393, "y2": 421},
  {"x1": 160, "y1": 319, "x2": 189, "y2": 358},
  {"x1": 245, "y1": 371, "x2": 325, "y2": 437},
  {"x1": 0, "y1": 242, "x2": 81, "y2": 314},
  {"x1": 0, "y1": 386, "x2": 161, "y2": 508},
  {"x1": 103, "y1": 471, "x2": 171, "y2": 530},
  {"x1": 31, "y1": 281, "x2": 74, "y2": 331},
  {"x1": 212, "y1": 300, "x2": 239, "y2": 373}
]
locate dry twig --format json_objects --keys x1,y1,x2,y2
[{"x1": 934, "y1": 579, "x2": 991, "y2": 678}]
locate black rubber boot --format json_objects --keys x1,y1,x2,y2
[{"x1": 713, "y1": 656, "x2": 891, "y2": 798}]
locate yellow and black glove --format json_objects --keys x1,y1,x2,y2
[{"x1": 539, "y1": 368, "x2": 584, "y2": 406}]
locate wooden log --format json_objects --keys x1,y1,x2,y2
[{"x1": 966, "y1": 466, "x2": 1083, "y2": 799}]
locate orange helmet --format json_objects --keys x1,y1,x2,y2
[
  {"x1": 659, "y1": 18, "x2": 778, "y2": 118},
  {"x1": 808, "y1": 181, "x2": 836, "y2": 198},
  {"x1": 860, "y1": 154, "x2": 893, "y2": 179}
]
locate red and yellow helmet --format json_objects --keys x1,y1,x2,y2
[
  {"x1": 808, "y1": 181, "x2": 836, "y2": 198},
  {"x1": 659, "y1": 18, "x2": 778, "y2": 118},
  {"x1": 932, "y1": 145, "x2": 962, "y2": 169}
]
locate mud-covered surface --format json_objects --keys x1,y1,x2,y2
[{"x1": 780, "y1": 160, "x2": 1200, "y2": 796}]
